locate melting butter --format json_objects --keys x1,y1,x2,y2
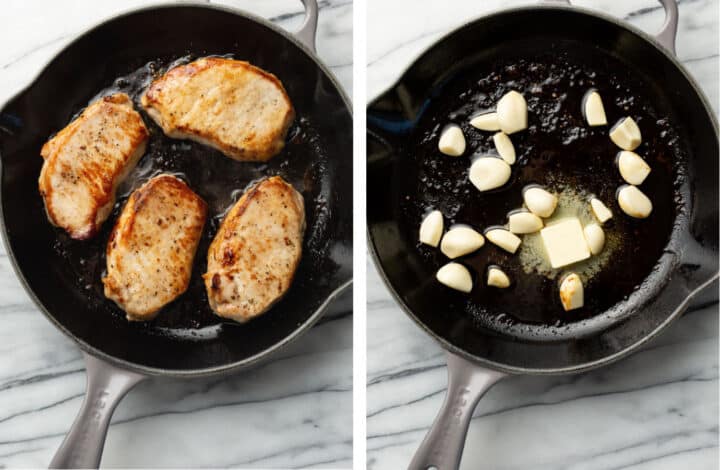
[{"x1": 518, "y1": 186, "x2": 621, "y2": 280}]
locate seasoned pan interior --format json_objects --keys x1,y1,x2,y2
[
  {"x1": 395, "y1": 40, "x2": 681, "y2": 328},
  {"x1": 0, "y1": 6, "x2": 352, "y2": 372},
  {"x1": 367, "y1": 7, "x2": 717, "y2": 371}
]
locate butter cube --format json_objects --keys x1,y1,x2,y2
[{"x1": 540, "y1": 218, "x2": 591, "y2": 268}]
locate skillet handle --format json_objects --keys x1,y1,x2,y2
[
  {"x1": 295, "y1": 0, "x2": 319, "y2": 53},
  {"x1": 654, "y1": 0, "x2": 679, "y2": 55},
  {"x1": 49, "y1": 352, "x2": 146, "y2": 469},
  {"x1": 408, "y1": 351, "x2": 506, "y2": 470},
  {"x1": 540, "y1": 0, "x2": 679, "y2": 55}
]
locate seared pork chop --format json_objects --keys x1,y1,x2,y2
[
  {"x1": 39, "y1": 93, "x2": 149, "y2": 239},
  {"x1": 141, "y1": 57, "x2": 294, "y2": 162},
  {"x1": 103, "y1": 175, "x2": 207, "y2": 321},
  {"x1": 204, "y1": 176, "x2": 305, "y2": 322}
]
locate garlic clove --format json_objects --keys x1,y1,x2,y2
[
  {"x1": 609, "y1": 117, "x2": 642, "y2": 151},
  {"x1": 590, "y1": 198, "x2": 613, "y2": 224},
  {"x1": 617, "y1": 151, "x2": 651, "y2": 185},
  {"x1": 492, "y1": 132, "x2": 516, "y2": 164},
  {"x1": 484, "y1": 227, "x2": 522, "y2": 254},
  {"x1": 583, "y1": 223, "x2": 605, "y2": 255},
  {"x1": 470, "y1": 112, "x2": 500, "y2": 131},
  {"x1": 523, "y1": 186, "x2": 558, "y2": 218},
  {"x1": 496, "y1": 90, "x2": 528, "y2": 134},
  {"x1": 438, "y1": 125, "x2": 466, "y2": 156},
  {"x1": 582, "y1": 89, "x2": 607, "y2": 126},
  {"x1": 440, "y1": 226, "x2": 485, "y2": 259},
  {"x1": 617, "y1": 185, "x2": 652, "y2": 219},
  {"x1": 508, "y1": 209, "x2": 543, "y2": 234},
  {"x1": 559, "y1": 273, "x2": 584, "y2": 311},
  {"x1": 487, "y1": 266, "x2": 511, "y2": 288},
  {"x1": 436, "y1": 262, "x2": 473, "y2": 293},
  {"x1": 469, "y1": 157, "x2": 512, "y2": 192},
  {"x1": 419, "y1": 210, "x2": 443, "y2": 247}
]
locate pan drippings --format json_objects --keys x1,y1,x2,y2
[
  {"x1": 398, "y1": 40, "x2": 685, "y2": 327},
  {"x1": 49, "y1": 57, "x2": 335, "y2": 337}
]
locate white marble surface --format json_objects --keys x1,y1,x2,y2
[
  {"x1": 367, "y1": 1, "x2": 719, "y2": 469},
  {"x1": 0, "y1": 1, "x2": 352, "y2": 468}
]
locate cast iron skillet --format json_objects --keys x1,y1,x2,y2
[
  {"x1": 0, "y1": 1, "x2": 352, "y2": 467},
  {"x1": 367, "y1": 1, "x2": 717, "y2": 468}
]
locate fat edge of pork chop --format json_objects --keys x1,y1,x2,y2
[
  {"x1": 141, "y1": 57, "x2": 294, "y2": 162},
  {"x1": 103, "y1": 174, "x2": 207, "y2": 321},
  {"x1": 203, "y1": 176, "x2": 305, "y2": 323},
  {"x1": 39, "y1": 93, "x2": 149, "y2": 239}
]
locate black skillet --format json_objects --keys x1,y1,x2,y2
[
  {"x1": 367, "y1": 1, "x2": 718, "y2": 468},
  {"x1": 0, "y1": 1, "x2": 352, "y2": 467}
]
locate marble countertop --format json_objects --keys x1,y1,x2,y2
[
  {"x1": 0, "y1": 1, "x2": 352, "y2": 468},
  {"x1": 367, "y1": 1, "x2": 719, "y2": 469}
]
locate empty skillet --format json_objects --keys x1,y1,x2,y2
[
  {"x1": 0, "y1": 1, "x2": 352, "y2": 467},
  {"x1": 367, "y1": 1, "x2": 717, "y2": 468}
]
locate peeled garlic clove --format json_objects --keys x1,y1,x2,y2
[
  {"x1": 492, "y1": 132, "x2": 516, "y2": 164},
  {"x1": 508, "y1": 209, "x2": 543, "y2": 234},
  {"x1": 438, "y1": 125, "x2": 466, "y2": 156},
  {"x1": 523, "y1": 186, "x2": 558, "y2": 218},
  {"x1": 496, "y1": 90, "x2": 528, "y2": 134},
  {"x1": 617, "y1": 185, "x2": 652, "y2": 219},
  {"x1": 484, "y1": 227, "x2": 522, "y2": 254},
  {"x1": 470, "y1": 112, "x2": 500, "y2": 131},
  {"x1": 559, "y1": 273, "x2": 584, "y2": 311},
  {"x1": 583, "y1": 223, "x2": 605, "y2": 255},
  {"x1": 610, "y1": 117, "x2": 642, "y2": 151},
  {"x1": 487, "y1": 265, "x2": 511, "y2": 288},
  {"x1": 436, "y1": 262, "x2": 473, "y2": 293},
  {"x1": 617, "y1": 151, "x2": 651, "y2": 185},
  {"x1": 582, "y1": 89, "x2": 607, "y2": 126},
  {"x1": 469, "y1": 157, "x2": 511, "y2": 192},
  {"x1": 440, "y1": 226, "x2": 485, "y2": 259},
  {"x1": 419, "y1": 210, "x2": 443, "y2": 247},
  {"x1": 590, "y1": 198, "x2": 613, "y2": 224}
]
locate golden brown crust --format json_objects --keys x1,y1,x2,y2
[
  {"x1": 141, "y1": 57, "x2": 294, "y2": 162},
  {"x1": 39, "y1": 93, "x2": 149, "y2": 239},
  {"x1": 103, "y1": 174, "x2": 207, "y2": 321},
  {"x1": 203, "y1": 176, "x2": 305, "y2": 322}
]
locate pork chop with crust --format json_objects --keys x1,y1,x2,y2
[
  {"x1": 103, "y1": 174, "x2": 207, "y2": 321},
  {"x1": 141, "y1": 57, "x2": 294, "y2": 162},
  {"x1": 39, "y1": 93, "x2": 149, "y2": 239},
  {"x1": 203, "y1": 176, "x2": 305, "y2": 322}
]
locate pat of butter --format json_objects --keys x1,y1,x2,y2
[{"x1": 540, "y1": 218, "x2": 591, "y2": 269}]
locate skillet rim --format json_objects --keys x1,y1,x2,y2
[
  {"x1": 366, "y1": 3, "x2": 719, "y2": 375},
  {"x1": 0, "y1": 2, "x2": 354, "y2": 378}
]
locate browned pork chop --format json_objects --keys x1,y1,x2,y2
[
  {"x1": 141, "y1": 57, "x2": 294, "y2": 162},
  {"x1": 203, "y1": 176, "x2": 305, "y2": 322},
  {"x1": 39, "y1": 93, "x2": 149, "y2": 239},
  {"x1": 103, "y1": 175, "x2": 207, "y2": 321}
]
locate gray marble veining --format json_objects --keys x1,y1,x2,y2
[
  {"x1": 367, "y1": 1, "x2": 718, "y2": 469},
  {"x1": 0, "y1": 1, "x2": 352, "y2": 468}
]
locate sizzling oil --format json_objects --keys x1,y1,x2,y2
[
  {"x1": 50, "y1": 57, "x2": 335, "y2": 337},
  {"x1": 398, "y1": 42, "x2": 684, "y2": 327}
]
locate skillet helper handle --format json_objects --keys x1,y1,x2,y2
[
  {"x1": 539, "y1": 0, "x2": 679, "y2": 54},
  {"x1": 49, "y1": 352, "x2": 146, "y2": 469},
  {"x1": 295, "y1": 0, "x2": 319, "y2": 52},
  {"x1": 654, "y1": 0, "x2": 679, "y2": 55},
  {"x1": 408, "y1": 351, "x2": 506, "y2": 470}
]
